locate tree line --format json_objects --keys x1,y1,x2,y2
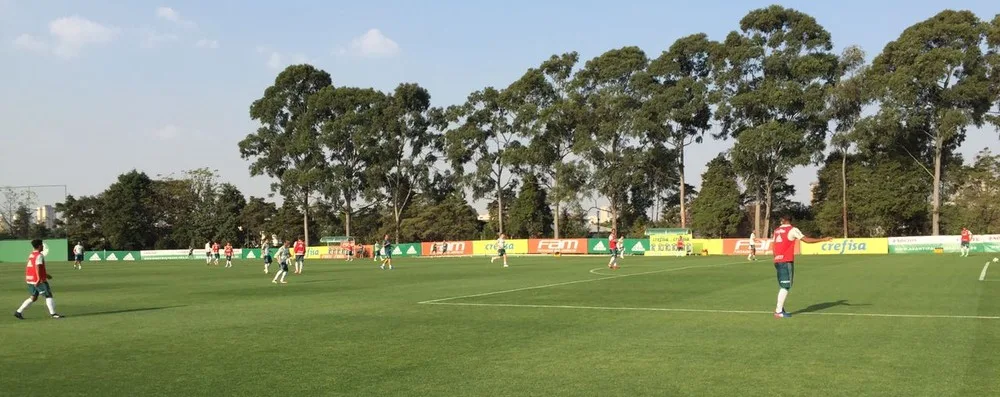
[{"x1": 5, "y1": 6, "x2": 1000, "y2": 249}]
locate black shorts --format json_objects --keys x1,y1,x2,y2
[
  {"x1": 264, "y1": 255, "x2": 272, "y2": 264},
  {"x1": 75, "y1": 254, "x2": 84, "y2": 262},
  {"x1": 961, "y1": 241, "x2": 970, "y2": 248},
  {"x1": 226, "y1": 255, "x2": 232, "y2": 261},
  {"x1": 279, "y1": 262, "x2": 289, "y2": 272}
]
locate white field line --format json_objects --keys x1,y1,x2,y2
[
  {"x1": 418, "y1": 261, "x2": 746, "y2": 304},
  {"x1": 421, "y1": 301, "x2": 1000, "y2": 320},
  {"x1": 980, "y1": 262, "x2": 991, "y2": 281}
]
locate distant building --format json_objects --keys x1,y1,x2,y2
[{"x1": 36, "y1": 205, "x2": 56, "y2": 229}]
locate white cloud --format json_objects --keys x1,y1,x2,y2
[
  {"x1": 153, "y1": 125, "x2": 180, "y2": 140},
  {"x1": 141, "y1": 29, "x2": 179, "y2": 48},
  {"x1": 195, "y1": 39, "x2": 219, "y2": 49},
  {"x1": 265, "y1": 51, "x2": 310, "y2": 70},
  {"x1": 155, "y1": 7, "x2": 195, "y2": 28},
  {"x1": 48, "y1": 16, "x2": 118, "y2": 58},
  {"x1": 12, "y1": 34, "x2": 48, "y2": 53},
  {"x1": 347, "y1": 28, "x2": 400, "y2": 58}
]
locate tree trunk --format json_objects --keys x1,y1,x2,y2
[
  {"x1": 497, "y1": 179, "x2": 504, "y2": 235},
  {"x1": 841, "y1": 153, "x2": 848, "y2": 238},
  {"x1": 764, "y1": 183, "x2": 773, "y2": 238},
  {"x1": 553, "y1": 177, "x2": 560, "y2": 239},
  {"x1": 932, "y1": 135, "x2": 942, "y2": 236},
  {"x1": 344, "y1": 199, "x2": 352, "y2": 238},
  {"x1": 303, "y1": 193, "x2": 310, "y2": 245},
  {"x1": 679, "y1": 143, "x2": 687, "y2": 229},
  {"x1": 753, "y1": 196, "x2": 761, "y2": 239}
]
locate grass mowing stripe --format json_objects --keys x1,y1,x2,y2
[
  {"x1": 422, "y1": 301, "x2": 1000, "y2": 319},
  {"x1": 418, "y1": 260, "x2": 747, "y2": 304}
]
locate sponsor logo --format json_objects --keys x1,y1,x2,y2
[
  {"x1": 733, "y1": 240, "x2": 771, "y2": 254},
  {"x1": 819, "y1": 239, "x2": 868, "y2": 254},
  {"x1": 536, "y1": 240, "x2": 579, "y2": 253},
  {"x1": 485, "y1": 243, "x2": 514, "y2": 250}
]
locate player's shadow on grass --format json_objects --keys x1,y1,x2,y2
[
  {"x1": 792, "y1": 300, "x2": 870, "y2": 315},
  {"x1": 73, "y1": 305, "x2": 187, "y2": 317}
]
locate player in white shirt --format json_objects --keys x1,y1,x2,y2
[
  {"x1": 748, "y1": 232, "x2": 757, "y2": 261},
  {"x1": 272, "y1": 241, "x2": 291, "y2": 284},
  {"x1": 204, "y1": 241, "x2": 212, "y2": 265},
  {"x1": 490, "y1": 233, "x2": 508, "y2": 268},
  {"x1": 73, "y1": 242, "x2": 84, "y2": 270}
]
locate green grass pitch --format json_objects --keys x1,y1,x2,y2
[{"x1": 1, "y1": 254, "x2": 998, "y2": 396}]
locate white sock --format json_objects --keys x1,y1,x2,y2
[
  {"x1": 16, "y1": 298, "x2": 33, "y2": 313},
  {"x1": 776, "y1": 288, "x2": 789, "y2": 313},
  {"x1": 45, "y1": 297, "x2": 56, "y2": 315},
  {"x1": 273, "y1": 271, "x2": 281, "y2": 282},
  {"x1": 280, "y1": 272, "x2": 287, "y2": 282}
]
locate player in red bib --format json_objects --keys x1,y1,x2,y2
[
  {"x1": 224, "y1": 242, "x2": 234, "y2": 268},
  {"x1": 293, "y1": 237, "x2": 306, "y2": 274},
  {"x1": 607, "y1": 230, "x2": 619, "y2": 270},
  {"x1": 772, "y1": 215, "x2": 831, "y2": 319},
  {"x1": 211, "y1": 242, "x2": 221, "y2": 266},
  {"x1": 960, "y1": 227, "x2": 972, "y2": 257},
  {"x1": 14, "y1": 239, "x2": 62, "y2": 319}
]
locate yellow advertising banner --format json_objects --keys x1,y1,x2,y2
[
  {"x1": 646, "y1": 233, "x2": 692, "y2": 257},
  {"x1": 472, "y1": 239, "x2": 529, "y2": 256},
  {"x1": 691, "y1": 239, "x2": 724, "y2": 255},
  {"x1": 305, "y1": 245, "x2": 350, "y2": 260},
  {"x1": 798, "y1": 238, "x2": 889, "y2": 255}
]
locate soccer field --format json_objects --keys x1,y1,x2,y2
[{"x1": 1, "y1": 255, "x2": 998, "y2": 396}]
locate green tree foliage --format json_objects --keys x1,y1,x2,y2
[
  {"x1": 637, "y1": 33, "x2": 718, "y2": 229},
  {"x1": 214, "y1": 184, "x2": 247, "y2": 245},
  {"x1": 445, "y1": 87, "x2": 524, "y2": 235},
  {"x1": 239, "y1": 64, "x2": 332, "y2": 245},
  {"x1": 101, "y1": 170, "x2": 156, "y2": 250},
  {"x1": 556, "y1": 205, "x2": 591, "y2": 238},
  {"x1": 240, "y1": 197, "x2": 278, "y2": 245},
  {"x1": 812, "y1": 153, "x2": 931, "y2": 237},
  {"x1": 509, "y1": 52, "x2": 589, "y2": 238},
  {"x1": 54, "y1": 195, "x2": 104, "y2": 249},
  {"x1": 715, "y1": 5, "x2": 839, "y2": 237},
  {"x1": 861, "y1": 10, "x2": 994, "y2": 235},
  {"x1": 573, "y1": 46, "x2": 672, "y2": 230},
  {"x1": 12, "y1": 205, "x2": 33, "y2": 238},
  {"x1": 690, "y1": 155, "x2": 744, "y2": 238},
  {"x1": 369, "y1": 83, "x2": 438, "y2": 241},
  {"x1": 942, "y1": 149, "x2": 1000, "y2": 234},
  {"x1": 311, "y1": 86, "x2": 385, "y2": 237},
  {"x1": 506, "y1": 174, "x2": 554, "y2": 238},
  {"x1": 400, "y1": 193, "x2": 482, "y2": 242},
  {"x1": 0, "y1": 187, "x2": 36, "y2": 235}
]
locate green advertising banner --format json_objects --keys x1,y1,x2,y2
[
  {"x1": 85, "y1": 251, "x2": 141, "y2": 261},
  {"x1": 0, "y1": 239, "x2": 68, "y2": 263},
  {"x1": 587, "y1": 238, "x2": 611, "y2": 254},
  {"x1": 622, "y1": 238, "x2": 649, "y2": 255},
  {"x1": 141, "y1": 248, "x2": 249, "y2": 260},
  {"x1": 888, "y1": 235, "x2": 1000, "y2": 254},
  {"x1": 390, "y1": 243, "x2": 421, "y2": 257}
]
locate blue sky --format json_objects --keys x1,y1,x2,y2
[{"x1": 2, "y1": 0, "x2": 999, "y2": 211}]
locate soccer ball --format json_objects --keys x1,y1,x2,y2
[{"x1": 993, "y1": 257, "x2": 999, "y2": 263}]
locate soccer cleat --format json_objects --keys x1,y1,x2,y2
[
  {"x1": 503, "y1": 264, "x2": 509, "y2": 268},
  {"x1": 272, "y1": 280, "x2": 277, "y2": 284},
  {"x1": 14, "y1": 312, "x2": 24, "y2": 320},
  {"x1": 774, "y1": 311, "x2": 792, "y2": 319},
  {"x1": 280, "y1": 281, "x2": 288, "y2": 284},
  {"x1": 51, "y1": 314, "x2": 63, "y2": 319}
]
